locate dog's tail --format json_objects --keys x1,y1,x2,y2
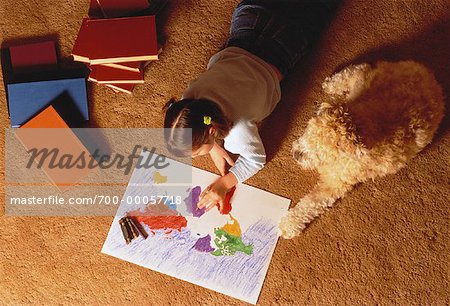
[
  {"x1": 280, "y1": 180, "x2": 353, "y2": 238},
  {"x1": 295, "y1": 180, "x2": 353, "y2": 226}
]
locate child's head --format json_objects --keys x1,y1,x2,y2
[{"x1": 163, "y1": 98, "x2": 232, "y2": 157}]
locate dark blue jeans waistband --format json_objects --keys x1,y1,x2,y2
[{"x1": 225, "y1": 0, "x2": 340, "y2": 76}]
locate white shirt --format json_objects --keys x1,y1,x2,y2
[{"x1": 182, "y1": 47, "x2": 282, "y2": 183}]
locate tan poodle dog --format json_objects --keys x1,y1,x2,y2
[{"x1": 280, "y1": 61, "x2": 445, "y2": 239}]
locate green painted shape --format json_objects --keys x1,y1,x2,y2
[{"x1": 210, "y1": 228, "x2": 253, "y2": 256}]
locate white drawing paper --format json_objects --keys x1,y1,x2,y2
[{"x1": 102, "y1": 152, "x2": 290, "y2": 304}]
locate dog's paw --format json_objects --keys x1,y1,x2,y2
[{"x1": 279, "y1": 209, "x2": 306, "y2": 239}]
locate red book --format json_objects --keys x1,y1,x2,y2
[
  {"x1": 99, "y1": 47, "x2": 162, "y2": 72},
  {"x1": 88, "y1": 0, "x2": 104, "y2": 18},
  {"x1": 97, "y1": 0, "x2": 150, "y2": 18},
  {"x1": 100, "y1": 61, "x2": 142, "y2": 72},
  {"x1": 71, "y1": 18, "x2": 91, "y2": 63},
  {"x1": 89, "y1": 65, "x2": 144, "y2": 84},
  {"x1": 105, "y1": 83, "x2": 135, "y2": 94},
  {"x1": 9, "y1": 41, "x2": 57, "y2": 71},
  {"x1": 72, "y1": 16, "x2": 158, "y2": 64},
  {"x1": 88, "y1": 65, "x2": 144, "y2": 84}
]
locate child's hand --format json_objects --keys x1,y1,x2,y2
[
  {"x1": 198, "y1": 178, "x2": 228, "y2": 212},
  {"x1": 209, "y1": 142, "x2": 234, "y2": 176},
  {"x1": 198, "y1": 172, "x2": 238, "y2": 213}
]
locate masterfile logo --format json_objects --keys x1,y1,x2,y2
[{"x1": 5, "y1": 128, "x2": 192, "y2": 216}]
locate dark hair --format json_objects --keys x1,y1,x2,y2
[{"x1": 163, "y1": 98, "x2": 232, "y2": 156}]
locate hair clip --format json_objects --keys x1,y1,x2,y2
[{"x1": 203, "y1": 116, "x2": 212, "y2": 125}]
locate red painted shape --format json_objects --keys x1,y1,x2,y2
[
  {"x1": 133, "y1": 215, "x2": 187, "y2": 232},
  {"x1": 217, "y1": 186, "x2": 236, "y2": 215}
]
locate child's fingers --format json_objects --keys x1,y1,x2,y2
[
  {"x1": 198, "y1": 195, "x2": 217, "y2": 210},
  {"x1": 199, "y1": 191, "x2": 206, "y2": 200},
  {"x1": 200, "y1": 198, "x2": 214, "y2": 212},
  {"x1": 197, "y1": 195, "x2": 210, "y2": 208},
  {"x1": 205, "y1": 204, "x2": 213, "y2": 212},
  {"x1": 205, "y1": 201, "x2": 217, "y2": 212},
  {"x1": 199, "y1": 185, "x2": 211, "y2": 199}
]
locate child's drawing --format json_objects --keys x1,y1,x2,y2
[{"x1": 102, "y1": 152, "x2": 290, "y2": 304}]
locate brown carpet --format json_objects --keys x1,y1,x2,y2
[{"x1": 1, "y1": 0, "x2": 449, "y2": 304}]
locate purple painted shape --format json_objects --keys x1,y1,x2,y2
[
  {"x1": 192, "y1": 234, "x2": 215, "y2": 252},
  {"x1": 184, "y1": 186, "x2": 205, "y2": 217}
]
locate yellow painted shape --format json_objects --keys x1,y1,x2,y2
[
  {"x1": 220, "y1": 215, "x2": 242, "y2": 237},
  {"x1": 153, "y1": 171, "x2": 168, "y2": 184}
]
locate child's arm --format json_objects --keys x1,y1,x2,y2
[
  {"x1": 198, "y1": 120, "x2": 266, "y2": 212},
  {"x1": 224, "y1": 120, "x2": 266, "y2": 183},
  {"x1": 209, "y1": 141, "x2": 234, "y2": 176}
]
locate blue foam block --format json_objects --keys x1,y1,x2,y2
[{"x1": 7, "y1": 78, "x2": 88, "y2": 127}]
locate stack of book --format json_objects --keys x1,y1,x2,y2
[
  {"x1": 72, "y1": 0, "x2": 161, "y2": 94},
  {"x1": 4, "y1": 40, "x2": 92, "y2": 190},
  {"x1": 5, "y1": 41, "x2": 89, "y2": 128}
]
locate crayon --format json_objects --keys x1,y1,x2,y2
[
  {"x1": 129, "y1": 216, "x2": 148, "y2": 239},
  {"x1": 123, "y1": 216, "x2": 137, "y2": 242},
  {"x1": 119, "y1": 217, "x2": 132, "y2": 244},
  {"x1": 125, "y1": 216, "x2": 140, "y2": 240}
]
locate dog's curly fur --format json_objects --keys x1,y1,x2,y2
[{"x1": 279, "y1": 61, "x2": 445, "y2": 239}]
